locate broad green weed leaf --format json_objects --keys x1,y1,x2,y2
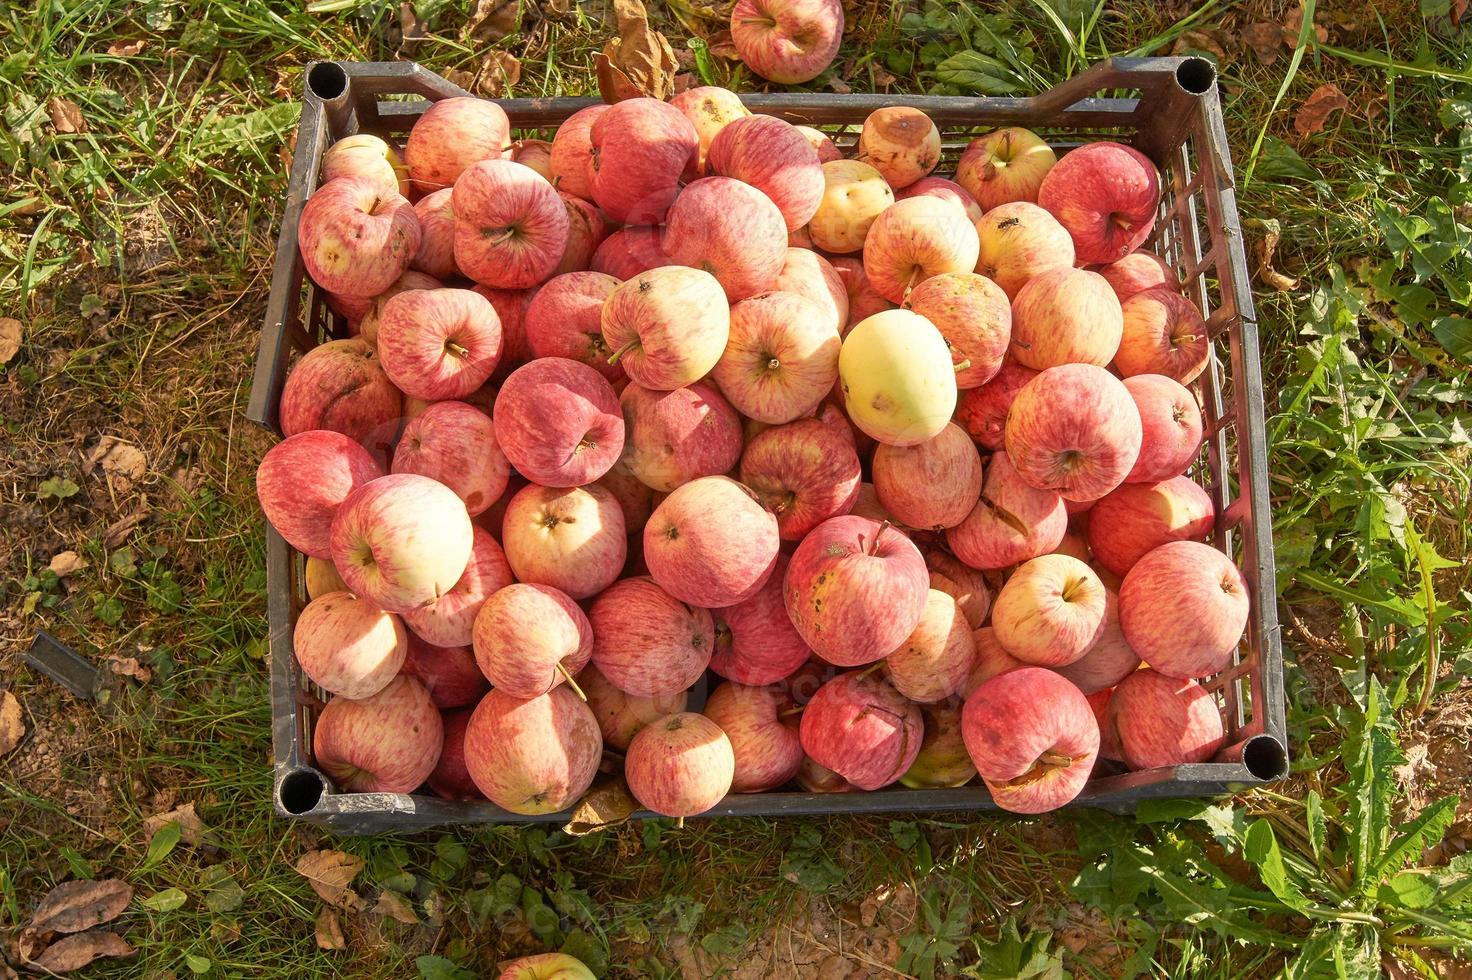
[{"x1": 1243, "y1": 820, "x2": 1310, "y2": 912}]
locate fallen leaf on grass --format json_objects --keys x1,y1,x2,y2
[
  {"x1": 596, "y1": 0, "x2": 679, "y2": 103},
  {"x1": 315, "y1": 908, "x2": 346, "y2": 950},
  {"x1": 1295, "y1": 83, "x2": 1349, "y2": 137},
  {"x1": 84, "y1": 437, "x2": 147, "y2": 492},
  {"x1": 474, "y1": 49, "x2": 522, "y2": 97},
  {"x1": 294, "y1": 850, "x2": 364, "y2": 910},
  {"x1": 48, "y1": 551, "x2": 88, "y2": 578},
  {"x1": 1254, "y1": 221, "x2": 1300, "y2": 291},
  {"x1": 28, "y1": 879, "x2": 133, "y2": 934},
  {"x1": 47, "y1": 97, "x2": 86, "y2": 134},
  {"x1": 143, "y1": 802, "x2": 205, "y2": 845},
  {"x1": 563, "y1": 779, "x2": 638, "y2": 835},
  {"x1": 373, "y1": 890, "x2": 419, "y2": 924},
  {"x1": 200, "y1": 867, "x2": 244, "y2": 914},
  {"x1": 1283, "y1": 4, "x2": 1329, "y2": 47},
  {"x1": 25, "y1": 929, "x2": 134, "y2": 973},
  {"x1": 463, "y1": 0, "x2": 521, "y2": 44},
  {"x1": 1240, "y1": 23, "x2": 1282, "y2": 64},
  {"x1": 0, "y1": 317, "x2": 21, "y2": 364},
  {"x1": 103, "y1": 503, "x2": 150, "y2": 548},
  {"x1": 705, "y1": 29, "x2": 738, "y2": 61},
  {"x1": 398, "y1": 2, "x2": 428, "y2": 54},
  {"x1": 1, "y1": 690, "x2": 24, "y2": 755},
  {"x1": 107, "y1": 657, "x2": 151, "y2": 684},
  {"x1": 105, "y1": 39, "x2": 145, "y2": 56},
  {"x1": 1170, "y1": 29, "x2": 1227, "y2": 62}
]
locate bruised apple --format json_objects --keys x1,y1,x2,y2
[{"x1": 799, "y1": 671, "x2": 922, "y2": 790}]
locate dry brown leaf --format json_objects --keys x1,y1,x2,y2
[
  {"x1": 28, "y1": 929, "x2": 134, "y2": 972},
  {"x1": 1251, "y1": 220, "x2": 1300, "y2": 291},
  {"x1": 103, "y1": 503, "x2": 150, "y2": 548},
  {"x1": 1171, "y1": 29, "x2": 1227, "y2": 62},
  {"x1": 1240, "y1": 22, "x2": 1282, "y2": 64},
  {"x1": 314, "y1": 908, "x2": 346, "y2": 950},
  {"x1": 563, "y1": 779, "x2": 638, "y2": 836},
  {"x1": 596, "y1": 0, "x2": 679, "y2": 103},
  {"x1": 672, "y1": 71, "x2": 694, "y2": 95},
  {"x1": 105, "y1": 39, "x2": 145, "y2": 56},
  {"x1": 107, "y1": 657, "x2": 151, "y2": 684},
  {"x1": 84, "y1": 436, "x2": 147, "y2": 491},
  {"x1": 398, "y1": 2, "x2": 428, "y2": 53},
  {"x1": 0, "y1": 317, "x2": 21, "y2": 365},
  {"x1": 706, "y1": 29, "x2": 738, "y2": 61},
  {"x1": 1295, "y1": 83, "x2": 1349, "y2": 137},
  {"x1": 0, "y1": 690, "x2": 24, "y2": 756},
  {"x1": 142, "y1": 802, "x2": 205, "y2": 846},
  {"x1": 294, "y1": 850, "x2": 364, "y2": 909},
  {"x1": 373, "y1": 890, "x2": 419, "y2": 924},
  {"x1": 47, "y1": 551, "x2": 87, "y2": 578},
  {"x1": 1283, "y1": 4, "x2": 1328, "y2": 47},
  {"x1": 474, "y1": 49, "x2": 522, "y2": 97},
  {"x1": 47, "y1": 97, "x2": 86, "y2": 134},
  {"x1": 28, "y1": 880, "x2": 133, "y2": 935},
  {"x1": 464, "y1": 0, "x2": 521, "y2": 44}
]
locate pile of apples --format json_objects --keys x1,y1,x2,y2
[{"x1": 255, "y1": 81, "x2": 1252, "y2": 818}]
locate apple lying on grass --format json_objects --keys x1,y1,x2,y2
[
  {"x1": 729, "y1": 0, "x2": 844, "y2": 84},
  {"x1": 497, "y1": 953, "x2": 598, "y2": 980}
]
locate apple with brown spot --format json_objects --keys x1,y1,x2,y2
[{"x1": 858, "y1": 106, "x2": 940, "y2": 190}]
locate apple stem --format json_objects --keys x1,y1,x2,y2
[
  {"x1": 900, "y1": 266, "x2": 921, "y2": 305},
  {"x1": 1039, "y1": 750, "x2": 1074, "y2": 769},
  {"x1": 857, "y1": 661, "x2": 886, "y2": 679},
  {"x1": 953, "y1": 358, "x2": 971, "y2": 373},
  {"x1": 676, "y1": 815, "x2": 685, "y2": 830},
  {"x1": 606, "y1": 340, "x2": 639, "y2": 366},
  {"x1": 445, "y1": 341, "x2": 470, "y2": 359},
  {"x1": 866, "y1": 521, "x2": 892, "y2": 557},
  {"x1": 556, "y1": 662, "x2": 587, "y2": 701},
  {"x1": 484, "y1": 227, "x2": 517, "y2": 245},
  {"x1": 778, "y1": 705, "x2": 805, "y2": 719}
]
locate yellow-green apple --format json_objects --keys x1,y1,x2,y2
[
  {"x1": 323, "y1": 133, "x2": 409, "y2": 197},
  {"x1": 472, "y1": 583, "x2": 593, "y2": 699},
  {"x1": 711, "y1": 554, "x2": 812, "y2": 684},
  {"x1": 299, "y1": 177, "x2": 420, "y2": 299},
  {"x1": 314, "y1": 675, "x2": 443, "y2": 793},
  {"x1": 625, "y1": 712, "x2": 735, "y2": 817},
  {"x1": 428, "y1": 707, "x2": 482, "y2": 800},
  {"x1": 256, "y1": 430, "x2": 383, "y2": 558},
  {"x1": 524, "y1": 271, "x2": 622, "y2": 382},
  {"x1": 956, "y1": 128, "x2": 1057, "y2": 211},
  {"x1": 973, "y1": 201, "x2": 1075, "y2": 299},
  {"x1": 1009, "y1": 267, "x2": 1123, "y2": 369},
  {"x1": 601, "y1": 266, "x2": 730, "y2": 390},
  {"x1": 1088, "y1": 477, "x2": 1214, "y2": 578},
  {"x1": 901, "y1": 702, "x2": 977, "y2": 788},
  {"x1": 1004, "y1": 364, "x2": 1142, "y2": 501},
  {"x1": 464, "y1": 686, "x2": 602, "y2": 814},
  {"x1": 665, "y1": 177, "x2": 789, "y2": 301},
  {"x1": 618, "y1": 381, "x2": 744, "y2": 492},
  {"x1": 404, "y1": 96, "x2": 511, "y2": 192},
  {"x1": 1118, "y1": 541, "x2": 1248, "y2": 679},
  {"x1": 1124, "y1": 374, "x2": 1203, "y2": 482},
  {"x1": 784, "y1": 515, "x2": 929, "y2": 666},
  {"x1": 953, "y1": 360, "x2": 1038, "y2": 450},
  {"x1": 1098, "y1": 249, "x2": 1175, "y2": 301},
  {"x1": 992, "y1": 554, "x2": 1107, "y2": 666},
  {"x1": 329, "y1": 474, "x2": 474, "y2": 614},
  {"x1": 796, "y1": 754, "x2": 854, "y2": 793},
  {"x1": 356, "y1": 268, "x2": 450, "y2": 349},
  {"x1": 471, "y1": 285, "x2": 534, "y2": 374},
  {"x1": 493, "y1": 357, "x2": 624, "y2": 486},
  {"x1": 452, "y1": 160, "x2": 569, "y2": 289},
  {"x1": 294, "y1": 591, "x2": 406, "y2": 699},
  {"x1": 713, "y1": 292, "x2": 840, "y2": 424},
  {"x1": 596, "y1": 467, "x2": 656, "y2": 534},
  {"x1": 839, "y1": 309, "x2": 957, "y2": 446},
  {"x1": 305, "y1": 555, "x2": 349, "y2": 599},
  {"x1": 962, "y1": 625, "x2": 1025, "y2": 696},
  {"x1": 885, "y1": 589, "x2": 976, "y2": 702},
  {"x1": 905, "y1": 272, "x2": 1010, "y2": 389},
  {"x1": 730, "y1": 0, "x2": 844, "y2": 83},
  {"x1": 376, "y1": 288, "x2": 502, "y2": 400},
  {"x1": 1116, "y1": 286, "x2": 1209, "y2": 384},
  {"x1": 496, "y1": 953, "x2": 597, "y2": 980},
  {"x1": 644, "y1": 476, "x2": 780, "y2": 607},
  {"x1": 1051, "y1": 590, "x2": 1140, "y2": 694},
  {"x1": 392, "y1": 401, "x2": 509, "y2": 516},
  {"x1": 590, "y1": 225, "x2": 669, "y2": 280},
  {"x1": 827, "y1": 257, "x2": 893, "y2": 332},
  {"x1": 702, "y1": 682, "x2": 803, "y2": 793},
  {"x1": 511, "y1": 138, "x2": 553, "y2": 181},
  {"x1": 401, "y1": 634, "x2": 489, "y2": 709},
  {"x1": 796, "y1": 124, "x2": 842, "y2": 162},
  {"x1": 809, "y1": 160, "x2": 894, "y2": 253},
  {"x1": 1108, "y1": 669, "x2": 1224, "y2": 768},
  {"x1": 740, "y1": 418, "x2": 861, "y2": 541},
  {"x1": 1037, "y1": 141, "x2": 1160, "y2": 264},
  {"x1": 862, "y1": 197, "x2": 980, "y2": 303},
  {"x1": 772, "y1": 247, "x2": 848, "y2": 335},
  {"x1": 590, "y1": 576, "x2": 714, "y2": 697},
  {"x1": 923, "y1": 549, "x2": 992, "y2": 628},
  {"x1": 588, "y1": 97, "x2": 698, "y2": 224},
  {"x1": 402, "y1": 526, "x2": 514, "y2": 647},
  {"x1": 501, "y1": 483, "x2": 627, "y2": 599},
  {"x1": 578, "y1": 662, "x2": 688, "y2": 750},
  {"x1": 857, "y1": 106, "x2": 940, "y2": 190},
  {"x1": 670, "y1": 86, "x2": 750, "y2": 176},
  {"x1": 409, "y1": 188, "x2": 457, "y2": 279},
  {"x1": 896, "y1": 176, "x2": 983, "y2": 223},
  {"x1": 552, "y1": 193, "x2": 610, "y2": 276},
  {"x1": 798, "y1": 671, "x2": 922, "y2": 790},
  {"x1": 872, "y1": 422, "x2": 982, "y2": 531},
  {"x1": 548, "y1": 104, "x2": 607, "y2": 201},
  {"x1": 962, "y1": 667, "x2": 1098, "y2": 813},
  {"x1": 945, "y1": 450, "x2": 1066, "y2": 569},
  {"x1": 708, "y1": 114, "x2": 824, "y2": 231}
]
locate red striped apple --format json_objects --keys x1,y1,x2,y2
[
  {"x1": 524, "y1": 272, "x2": 622, "y2": 382},
  {"x1": 294, "y1": 591, "x2": 406, "y2": 699},
  {"x1": 552, "y1": 193, "x2": 609, "y2": 276},
  {"x1": 857, "y1": 107, "x2": 940, "y2": 190},
  {"x1": 377, "y1": 288, "x2": 503, "y2": 400},
  {"x1": 601, "y1": 267, "x2": 730, "y2": 390},
  {"x1": 711, "y1": 554, "x2": 812, "y2": 685},
  {"x1": 452, "y1": 160, "x2": 569, "y2": 289},
  {"x1": 730, "y1": 0, "x2": 843, "y2": 84},
  {"x1": 862, "y1": 197, "x2": 980, "y2": 304},
  {"x1": 392, "y1": 400, "x2": 509, "y2": 516},
  {"x1": 278, "y1": 338, "x2": 402, "y2": 453},
  {"x1": 1008, "y1": 267, "x2": 1123, "y2": 370},
  {"x1": 945, "y1": 451, "x2": 1066, "y2": 570},
  {"x1": 464, "y1": 686, "x2": 602, "y2": 814},
  {"x1": 895, "y1": 176, "x2": 983, "y2": 223},
  {"x1": 799, "y1": 671, "x2": 922, "y2": 790},
  {"x1": 1124, "y1": 374, "x2": 1203, "y2": 482},
  {"x1": 956, "y1": 127, "x2": 1057, "y2": 210},
  {"x1": 402, "y1": 526, "x2": 514, "y2": 647},
  {"x1": 739, "y1": 418, "x2": 860, "y2": 541},
  {"x1": 1088, "y1": 477, "x2": 1214, "y2": 578},
  {"x1": 1108, "y1": 669, "x2": 1224, "y2": 768},
  {"x1": 906, "y1": 271, "x2": 1011, "y2": 388},
  {"x1": 404, "y1": 96, "x2": 510, "y2": 192},
  {"x1": 590, "y1": 225, "x2": 669, "y2": 280},
  {"x1": 589, "y1": 576, "x2": 714, "y2": 697},
  {"x1": 1098, "y1": 249, "x2": 1175, "y2": 301},
  {"x1": 588, "y1": 98, "x2": 698, "y2": 224},
  {"x1": 473, "y1": 583, "x2": 593, "y2": 699},
  {"x1": 1116, "y1": 286, "x2": 1209, "y2": 384},
  {"x1": 494, "y1": 357, "x2": 624, "y2": 487},
  {"x1": 962, "y1": 626, "x2": 1025, "y2": 696},
  {"x1": 962, "y1": 667, "x2": 1098, "y2": 813},
  {"x1": 578, "y1": 662, "x2": 688, "y2": 750},
  {"x1": 991, "y1": 554, "x2": 1107, "y2": 667},
  {"x1": 796, "y1": 124, "x2": 841, "y2": 162},
  {"x1": 1038, "y1": 141, "x2": 1160, "y2": 264},
  {"x1": 314, "y1": 675, "x2": 443, "y2": 793},
  {"x1": 501, "y1": 483, "x2": 626, "y2": 600},
  {"x1": 400, "y1": 634, "x2": 488, "y2": 709},
  {"x1": 625, "y1": 712, "x2": 734, "y2": 817},
  {"x1": 256, "y1": 430, "x2": 383, "y2": 559},
  {"x1": 618, "y1": 381, "x2": 744, "y2": 492},
  {"x1": 952, "y1": 360, "x2": 1038, "y2": 450},
  {"x1": 973, "y1": 201, "x2": 1075, "y2": 299},
  {"x1": 410, "y1": 188, "x2": 457, "y2": 279},
  {"x1": 298, "y1": 176, "x2": 420, "y2": 299},
  {"x1": 1004, "y1": 364, "x2": 1142, "y2": 502},
  {"x1": 356, "y1": 269, "x2": 445, "y2": 348},
  {"x1": 665, "y1": 177, "x2": 789, "y2": 301},
  {"x1": 772, "y1": 247, "x2": 848, "y2": 335},
  {"x1": 548, "y1": 103, "x2": 607, "y2": 201},
  {"x1": 885, "y1": 589, "x2": 976, "y2": 703},
  {"x1": 709, "y1": 114, "x2": 824, "y2": 232},
  {"x1": 497, "y1": 954, "x2": 597, "y2": 980},
  {"x1": 1051, "y1": 590, "x2": 1141, "y2": 694},
  {"x1": 712, "y1": 291, "x2": 840, "y2": 424},
  {"x1": 872, "y1": 422, "x2": 983, "y2": 531},
  {"x1": 1119, "y1": 540, "x2": 1248, "y2": 679},
  {"x1": 702, "y1": 682, "x2": 803, "y2": 793},
  {"x1": 471, "y1": 285, "x2": 534, "y2": 374},
  {"x1": 923, "y1": 549, "x2": 992, "y2": 628},
  {"x1": 644, "y1": 476, "x2": 780, "y2": 608},
  {"x1": 828, "y1": 256, "x2": 893, "y2": 332}
]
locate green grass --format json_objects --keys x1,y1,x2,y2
[{"x1": 3, "y1": 0, "x2": 1472, "y2": 976}]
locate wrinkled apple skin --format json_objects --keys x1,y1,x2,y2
[
  {"x1": 962, "y1": 667, "x2": 1099, "y2": 814},
  {"x1": 858, "y1": 106, "x2": 941, "y2": 190},
  {"x1": 703, "y1": 682, "x2": 804, "y2": 793},
  {"x1": 1108, "y1": 669, "x2": 1225, "y2": 769},
  {"x1": 956, "y1": 127, "x2": 1057, "y2": 211},
  {"x1": 1008, "y1": 267, "x2": 1123, "y2": 370},
  {"x1": 405, "y1": 96, "x2": 511, "y2": 191},
  {"x1": 644, "y1": 476, "x2": 781, "y2": 609},
  {"x1": 1118, "y1": 540, "x2": 1249, "y2": 679},
  {"x1": 501, "y1": 483, "x2": 627, "y2": 600},
  {"x1": 494, "y1": 357, "x2": 624, "y2": 487},
  {"x1": 625, "y1": 712, "x2": 735, "y2": 817},
  {"x1": 589, "y1": 576, "x2": 714, "y2": 698},
  {"x1": 872, "y1": 422, "x2": 983, "y2": 531},
  {"x1": 1037, "y1": 141, "x2": 1160, "y2": 264},
  {"x1": 991, "y1": 554, "x2": 1108, "y2": 667},
  {"x1": 973, "y1": 201, "x2": 1076, "y2": 300},
  {"x1": 1116, "y1": 286, "x2": 1210, "y2": 385},
  {"x1": 730, "y1": 0, "x2": 844, "y2": 84},
  {"x1": 740, "y1": 418, "x2": 860, "y2": 541},
  {"x1": 1088, "y1": 477, "x2": 1215, "y2": 579},
  {"x1": 278, "y1": 338, "x2": 403, "y2": 454},
  {"x1": 946, "y1": 451, "x2": 1067, "y2": 570},
  {"x1": 314, "y1": 675, "x2": 443, "y2": 794},
  {"x1": 711, "y1": 554, "x2": 813, "y2": 685},
  {"x1": 619, "y1": 381, "x2": 744, "y2": 492},
  {"x1": 256, "y1": 430, "x2": 384, "y2": 559},
  {"x1": 906, "y1": 272, "x2": 1011, "y2": 388},
  {"x1": 799, "y1": 671, "x2": 923, "y2": 790},
  {"x1": 294, "y1": 591, "x2": 407, "y2": 699},
  {"x1": 884, "y1": 589, "x2": 976, "y2": 703},
  {"x1": 299, "y1": 176, "x2": 420, "y2": 299},
  {"x1": 1004, "y1": 364, "x2": 1143, "y2": 502},
  {"x1": 464, "y1": 686, "x2": 602, "y2": 815}
]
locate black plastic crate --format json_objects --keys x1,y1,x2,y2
[{"x1": 246, "y1": 57, "x2": 1289, "y2": 833}]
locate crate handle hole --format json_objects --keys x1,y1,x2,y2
[
  {"x1": 308, "y1": 62, "x2": 349, "y2": 102},
  {"x1": 1242, "y1": 734, "x2": 1289, "y2": 781},
  {"x1": 279, "y1": 767, "x2": 328, "y2": 814},
  {"x1": 1175, "y1": 57, "x2": 1216, "y2": 96}
]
